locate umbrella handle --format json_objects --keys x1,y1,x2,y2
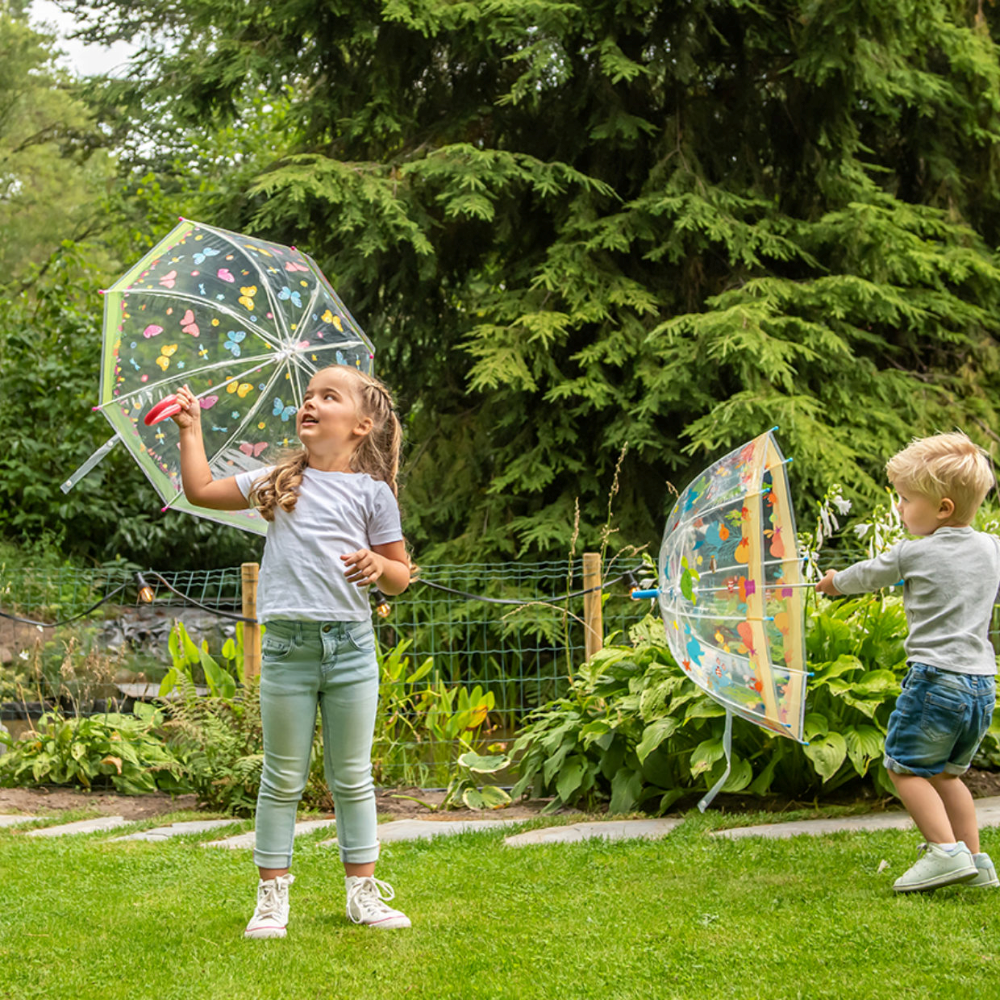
[{"x1": 144, "y1": 395, "x2": 182, "y2": 426}]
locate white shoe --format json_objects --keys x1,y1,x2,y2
[
  {"x1": 345, "y1": 875, "x2": 411, "y2": 929},
  {"x1": 893, "y1": 842, "x2": 978, "y2": 893},
  {"x1": 969, "y1": 852, "x2": 1000, "y2": 888},
  {"x1": 244, "y1": 873, "x2": 294, "y2": 938}
]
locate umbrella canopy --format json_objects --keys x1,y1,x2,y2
[
  {"x1": 93, "y1": 218, "x2": 374, "y2": 533},
  {"x1": 656, "y1": 429, "x2": 808, "y2": 742}
]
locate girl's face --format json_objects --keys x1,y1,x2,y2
[{"x1": 297, "y1": 368, "x2": 369, "y2": 450}]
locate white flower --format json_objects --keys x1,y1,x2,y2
[
  {"x1": 853, "y1": 523, "x2": 870, "y2": 539},
  {"x1": 833, "y1": 496, "x2": 852, "y2": 515},
  {"x1": 18, "y1": 650, "x2": 29, "y2": 661},
  {"x1": 819, "y1": 508, "x2": 832, "y2": 536}
]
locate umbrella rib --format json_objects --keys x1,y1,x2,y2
[
  {"x1": 665, "y1": 555, "x2": 802, "y2": 578},
  {"x1": 98, "y1": 353, "x2": 278, "y2": 410},
  {"x1": 112, "y1": 287, "x2": 286, "y2": 351},
  {"x1": 667, "y1": 461, "x2": 793, "y2": 531},
  {"x1": 669, "y1": 629, "x2": 812, "y2": 678},
  {"x1": 241, "y1": 253, "x2": 291, "y2": 344},
  {"x1": 209, "y1": 361, "x2": 297, "y2": 465},
  {"x1": 663, "y1": 606, "x2": 773, "y2": 623}
]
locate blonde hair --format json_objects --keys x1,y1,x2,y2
[
  {"x1": 886, "y1": 431, "x2": 995, "y2": 524},
  {"x1": 250, "y1": 367, "x2": 403, "y2": 521}
]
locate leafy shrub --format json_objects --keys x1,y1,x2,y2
[
  {"x1": 160, "y1": 619, "x2": 243, "y2": 700},
  {"x1": 0, "y1": 703, "x2": 190, "y2": 794},
  {"x1": 511, "y1": 596, "x2": 912, "y2": 814},
  {"x1": 162, "y1": 678, "x2": 268, "y2": 816}
]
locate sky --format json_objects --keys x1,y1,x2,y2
[{"x1": 29, "y1": 0, "x2": 141, "y2": 77}]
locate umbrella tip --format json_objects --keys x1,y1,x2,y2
[
  {"x1": 161, "y1": 506, "x2": 170, "y2": 513},
  {"x1": 92, "y1": 405, "x2": 100, "y2": 411},
  {"x1": 178, "y1": 215, "x2": 185, "y2": 221},
  {"x1": 98, "y1": 289, "x2": 106, "y2": 295}
]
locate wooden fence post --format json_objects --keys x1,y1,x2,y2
[
  {"x1": 582, "y1": 551, "x2": 603, "y2": 662},
  {"x1": 241, "y1": 562, "x2": 261, "y2": 682}
]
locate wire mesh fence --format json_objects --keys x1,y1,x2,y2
[
  {"x1": 5, "y1": 547, "x2": 994, "y2": 788},
  {"x1": 0, "y1": 557, "x2": 651, "y2": 787}
]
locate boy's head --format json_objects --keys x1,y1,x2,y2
[{"x1": 886, "y1": 431, "x2": 995, "y2": 530}]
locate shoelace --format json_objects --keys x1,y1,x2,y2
[
  {"x1": 346, "y1": 876, "x2": 397, "y2": 924},
  {"x1": 254, "y1": 877, "x2": 290, "y2": 921}
]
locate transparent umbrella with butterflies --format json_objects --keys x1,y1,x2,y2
[{"x1": 62, "y1": 218, "x2": 374, "y2": 534}]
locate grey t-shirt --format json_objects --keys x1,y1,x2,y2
[
  {"x1": 833, "y1": 526, "x2": 1000, "y2": 676},
  {"x1": 235, "y1": 466, "x2": 403, "y2": 622}
]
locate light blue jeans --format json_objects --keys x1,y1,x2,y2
[{"x1": 254, "y1": 619, "x2": 380, "y2": 868}]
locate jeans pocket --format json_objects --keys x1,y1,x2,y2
[
  {"x1": 919, "y1": 690, "x2": 969, "y2": 743},
  {"x1": 346, "y1": 621, "x2": 376, "y2": 652},
  {"x1": 262, "y1": 634, "x2": 294, "y2": 662}
]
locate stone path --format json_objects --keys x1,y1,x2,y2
[
  {"x1": 6, "y1": 795, "x2": 1000, "y2": 846},
  {"x1": 317, "y1": 817, "x2": 522, "y2": 849},
  {"x1": 710, "y1": 794, "x2": 1000, "y2": 841},
  {"x1": 28, "y1": 816, "x2": 130, "y2": 837},
  {"x1": 505, "y1": 817, "x2": 682, "y2": 847},
  {"x1": 113, "y1": 819, "x2": 237, "y2": 842},
  {"x1": 203, "y1": 818, "x2": 337, "y2": 850},
  {"x1": 0, "y1": 814, "x2": 39, "y2": 828}
]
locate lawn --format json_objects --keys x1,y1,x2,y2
[{"x1": 1, "y1": 810, "x2": 999, "y2": 1000}]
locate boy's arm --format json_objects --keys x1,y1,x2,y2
[{"x1": 827, "y1": 547, "x2": 905, "y2": 597}]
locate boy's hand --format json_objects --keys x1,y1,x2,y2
[
  {"x1": 815, "y1": 570, "x2": 842, "y2": 597},
  {"x1": 170, "y1": 385, "x2": 201, "y2": 430},
  {"x1": 341, "y1": 548, "x2": 385, "y2": 587}
]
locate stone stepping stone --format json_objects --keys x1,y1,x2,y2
[
  {"x1": 712, "y1": 795, "x2": 1000, "y2": 841},
  {"x1": 318, "y1": 818, "x2": 523, "y2": 848},
  {"x1": 27, "y1": 816, "x2": 131, "y2": 838},
  {"x1": 203, "y1": 817, "x2": 337, "y2": 849},
  {"x1": 0, "y1": 815, "x2": 40, "y2": 828},
  {"x1": 112, "y1": 819, "x2": 238, "y2": 842},
  {"x1": 505, "y1": 817, "x2": 682, "y2": 847}
]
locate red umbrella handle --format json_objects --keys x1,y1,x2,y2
[{"x1": 144, "y1": 395, "x2": 182, "y2": 426}]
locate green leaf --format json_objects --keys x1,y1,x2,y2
[
  {"x1": 690, "y1": 738, "x2": 725, "y2": 777},
  {"x1": 844, "y1": 725, "x2": 884, "y2": 777},
  {"x1": 555, "y1": 756, "x2": 586, "y2": 802},
  {"x1": 803, "y1": 732, "x2": 848, "y2": 783},
  {"x1": 479, "y1": 785, "x2": 511, "y2": 808},
  {"x1": 608, "y1": 768, "x2": 643, "y2": 815},
  {"x1": 636, "y1": 717, "x2": 680, "y2": 764},
  {"x1": 458, "y1": 752, "x2": 508, "y2": 775}
]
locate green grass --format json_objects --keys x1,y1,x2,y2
[{"x1": 2, "y1": 812, "x2": 1000, "y2": 1000}]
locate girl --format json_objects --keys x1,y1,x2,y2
[{"x1": 171, "y1": 365, "x2": 411, "y2": 939}]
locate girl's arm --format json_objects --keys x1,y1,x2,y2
[
  {"x1": 171, "y1": 385, "x2": 248, "y2": 511},
  {"x1": 341, "y1": 540, "x2": 411, "y2": 595}
]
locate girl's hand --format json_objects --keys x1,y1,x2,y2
[
  {"x1": 341, "y1": 548, "x2": 385, "y2": 587},
  {"x1": 815, "y1": 570, "x2": 841, "y2": 597},
  {"x1": 170, "y1": 385, "x2": 201, "y2": 430}
]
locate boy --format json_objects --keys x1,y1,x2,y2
[{"x1": 816, "y1": 432, "x2": 1000, "y2": 892}]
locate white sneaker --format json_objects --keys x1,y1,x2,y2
[
  {"x1": 969, "y1": 852, "x2": 1000, "y2": 888},
  {"x1": 893, "y1": 842, "x2": 978, "y2": 893},
  {"x1": 345, "y1": 875, "x2": 411, "y2": 929},
  {"x1": 244, "y1": 873, "x2": 294, "y2": 938}
]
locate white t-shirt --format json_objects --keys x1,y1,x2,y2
[{"x1": 235, "y1": 465, "x2": 403, "y2": 622}]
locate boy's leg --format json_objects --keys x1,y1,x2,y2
[
  {"x1": 928, "y1": 772, "x2": 979, "y2": 854},
  {"x1": 888, "y1": 771, "x2": 955, "y2": 844}
]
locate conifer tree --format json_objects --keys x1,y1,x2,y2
[{"x1": 75, "y1": 0, "x2": 1000, "y2": 559}]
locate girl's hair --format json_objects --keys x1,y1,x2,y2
[
  {"x1": 886, "y1": 431, "x2": 995, "y2": 524},
  {"x1": 250, "y1": 367, "x2": 402, "y2": 521}
]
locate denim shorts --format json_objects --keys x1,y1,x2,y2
[{"x1": 883, "y1": 662, "x2": 996, "y2": 777}]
